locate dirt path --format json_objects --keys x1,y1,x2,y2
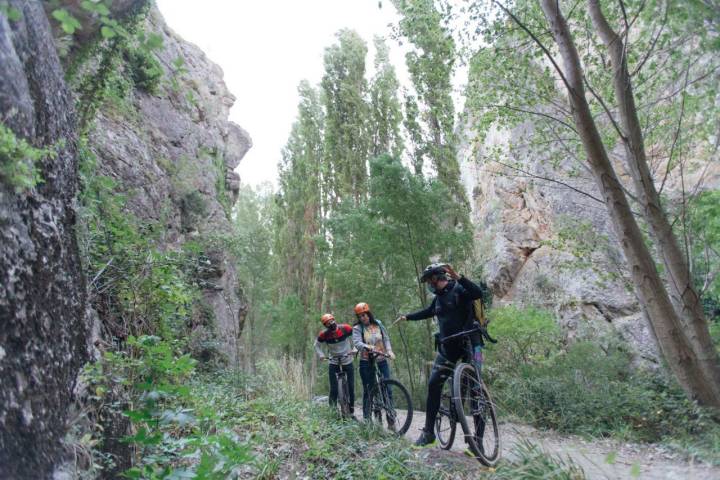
[{"x1": 404, "y1": 411, "x2": 720, "y2": 479}]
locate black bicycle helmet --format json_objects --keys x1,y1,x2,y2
[{"x1": 420, "y1": 263, "x2": 448, "y2": 283}]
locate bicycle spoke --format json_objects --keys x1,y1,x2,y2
[
  {"x1": 370, "y1": 380, "x2": 412, "y2": 435},
  {"x1": 454, "y1": 363, "x2": 500, "y2": 465}
]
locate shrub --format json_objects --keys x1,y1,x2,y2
[
  {"x1": 484, "y1": 305, "x2": 720, "y2": 460},
  {"x1": 125, "y1": 47, "x2": 163, "y2": 94}
]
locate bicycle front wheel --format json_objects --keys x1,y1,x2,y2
[
  {"x1": 435, "y1": 374, "x2": 456, "y2": 450},
  {"x1": 369, "y1": 379, "x2": 413, "y2": 435},
  {"x1": 453, "y1": 362, "x2": 500, "y2": 466},
  {"x1": 337, "y1": 375, "x2": 351, "y2": 418}
]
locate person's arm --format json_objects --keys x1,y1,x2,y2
[
  {"x1": 457, "y1": 276, "x2": 487, "y2": 301},
  {"x1": 314, "y1": 336, "x2": 326, "y2": 360},
  {"x1": 352, "y1": 324, "x2": 371, "y2": 351},
  {"x1": 405, "y1": 298, "x2": 436, "y2": 321}
]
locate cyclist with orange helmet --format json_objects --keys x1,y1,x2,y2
[
  {"x1": 351, "y1": 302, "x2": 396, "y2": 421},
  {"x1": 314, "y1": 313, "x2": 356, "y2": 415}
]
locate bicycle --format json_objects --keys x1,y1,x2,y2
[
  {"x1": 328, "y1": 353, "x2": 355, "y2": 419},
  {"x1": 365, "y1": 350, "x2": 413, "y2": 435},
  {"x1": 433, "y1": 325, "x2": 501, "y2": 466}
]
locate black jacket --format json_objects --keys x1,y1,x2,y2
[{"x1": 405, "y1": 276, "x2": 485, "y2": 341}]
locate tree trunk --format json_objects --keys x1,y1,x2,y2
[
  {"x1": 587, "y1": 0, "x2": 720, "y2": 401},
  {"x1": 0, "y1": 2, "x2": 88, "y2": 477},
  {"x1": 539, "y1": 0, "x2": 719, "y2": 407}
]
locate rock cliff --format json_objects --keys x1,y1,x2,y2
[
  {"x1": 460, "y1": 121, "x2": 656, "y2": 361},
  {"x1": 88, "y1": 8, "x2": 252, "y2": 364}
]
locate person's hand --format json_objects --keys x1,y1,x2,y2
[
  {"x1": 392, "y1": 315, "x2": 407, "y2": 327},
  {"x1": 387, "y1": 352, "x2": 396, "y2": 360},
  {"x1": 320, "y1": 356, "x2": 328, "y2": 362},
  {"x1": 443, "y1": 264, "x2": 460, "y2": 280}
]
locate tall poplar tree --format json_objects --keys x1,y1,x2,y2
[
  {"x1": 321, "y1": 29, "x2": 371, "y2": 206},
  {"x1": 274, "y1": 81, "x2": 326, "y2": 358},
  {"x1": 369, "y1": 36, "x2": 404, "y2": 159},
  {"x1": 392, "y1": 0, "x2": 466, "y2": 205}
]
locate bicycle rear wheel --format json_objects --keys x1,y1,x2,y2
[
  {"x1": 453, "y1": 362, "x2": 500, "y2": 466},
  {"x1": 435, "y1": 375, "x2": 456, "y2": 450},
  {"x1": 369, "y1": 379, "x2": 413, "y2": 435}
]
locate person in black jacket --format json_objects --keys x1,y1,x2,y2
[{"x1": 395, "y1": 263, "x2": 487, "y2": 447}]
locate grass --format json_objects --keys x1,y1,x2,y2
[{"x1": 119, "y1": 359, "x2": 588, "y2": 479}]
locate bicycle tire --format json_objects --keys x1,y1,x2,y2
[
  {"x1": 337, "y1": 373, "x2": 351, "y2": 418},
  {"x1": 369, "y1": 379, "x2": 413, "y2": 435},
  {"x1": 453, "y1": 362, "x2": 500, "y2": 466},
  {"x1": 435, "y1": 374, "x2": 456, "y2": 450}
]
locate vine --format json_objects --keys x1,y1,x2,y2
[{"x1": 0, "y1": 124, "x2": 55, "y2": 191}]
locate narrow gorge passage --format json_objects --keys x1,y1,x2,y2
[{"x1": 2, "y1": 1, "x2": 720, "y2": 478}]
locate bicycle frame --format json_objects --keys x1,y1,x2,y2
[{"x1": 328, "y1": 353, "x2": 354, "y2": 417}]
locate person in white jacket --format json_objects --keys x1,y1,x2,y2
[{"x1": 351, "y1": 302, "x2": 395, "y2": 421}]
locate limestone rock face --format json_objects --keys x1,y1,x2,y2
[
  {"x1": 0, "y1": 3, "x2": 88, "y2": 477},
  {"x1": 89, "y1": 8, "x2": 252, "y2": 363},
  {"x1": 459, "y1": 122, "x2": 650, "y2": 354}
]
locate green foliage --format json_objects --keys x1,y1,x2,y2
[
  {"x1": 0, "y1": 123, "x2": 51, "y2": 191},
  {"x1": 324, "y1": 155, "x2": 473, "y2": 404},
  {"x1": 481, "y1": 308, "x2": 720, "y2": 461},
  {"x1": 50, "y1": 1, "x2": 123, "y2": 38},
  {"x1": 0, "y1": 4, "x2": 21, "y2": 22},
  {"x1": 66, "y1": 3, "x2": 164, "y2": 128},
  {"x1": 209, "y1": 149, "x2": 231, "y2": 218},
  {"x1": 369, "y1": 36, "x2": 404, "y2": 159},
  {"x1": 321, "y1": 29, "x2": 371, "y2": 204},
  {"x1": 392, "y1": 0, "x2": 464, "y2": 202},
  {"x1": 125, "y1": 46, "x2": 163, "y2": 94},
  {"x1": 687, "y1": 190, "x2": 720, "y2": 320},
  {"x1": 52, "y1": 8, "x2": 83, "y2": 34},
  {"x1": 492, "y1": 440, "x2": 585, "y2": 480},
  {"x1": 485, "y1": 306, "x2": 560, "y2": 368},
  {"x1": 78, "y1": 138, "x2": 202, "y2": 347},
  {"x1": 84, "y1": 342, "x2": 254, "y2": 479},
  {"x1": 179, "y1": 191, "x2": 208, "y2": 233}
]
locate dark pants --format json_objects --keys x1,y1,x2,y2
[
  {"x1": 424, "y1": 340, "x2": 484, "y2": 433},
  {"x1": 329, "y1": 362, "x2": 355, "y2": 413},
  {"x1": 359, "y1": 359, "x2": 392, "y2": 419}
]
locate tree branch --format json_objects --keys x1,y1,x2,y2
[
  {"x1": 493, "y1": 159, "x2": 604, "y2": 204},
  {"x1": 583, "y1": 77, "x2": 627, "y2": 140},
  {"x1": 485, "y1": 103, "x2": 578, "y2": 134},
  {"x1": 493, "y1": 0, "x2": 575, "y2": 94}
]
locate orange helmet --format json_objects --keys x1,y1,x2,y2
[
  {"x1": 354, "y1": 302, "x2": 370, "y2": 315},
  {"x1": 320, "y1": 313, "x2": 335, "y2": 326}
]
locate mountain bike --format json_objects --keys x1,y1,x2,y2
[
  {"x1": 433, "y1": 326, "x2": 500, "y2": 466},
  {"x1": 366, "y1": 350, "x2": 413, "y2": 435},
  {"x1": 329, "y1": 353, "x2": 355, "y2": 418}
]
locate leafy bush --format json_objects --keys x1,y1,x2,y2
[
  {"x1": 484, "y1": 306, "x2": 720, "y2": 462},
  {"x1": 0, "y1": 123, "x2": 51, "y2": 191},
  {"x1": 485, "y1": 306, "x2": 561, "y2": 370},
  {"x1": 125, "y1": 47, "x2": 163, "y2": 94}
]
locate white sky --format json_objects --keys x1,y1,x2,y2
[{"x1": 156, "y1": 0, "x2": 411, "y2": 188}]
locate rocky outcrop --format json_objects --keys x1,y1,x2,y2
[
  {"x1": 89, "y1": 8, "x2": 252, "y2": 364},
  {"x1": 0, "y1": 3, "x2": 88, "y2": 477},
  {"x1": 459, "y1": 121, "x2": 653, "y2": 355}
]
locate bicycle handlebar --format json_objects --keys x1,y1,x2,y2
[
  {"x1": 440, "y1": 325, "x2": 497, "y2": 344},
  {"x1": 439, "y1": 326, "x2": 483, "y2": 344},
  {"x1": 366, "y1": 349, "x2": 390, "y2": 359},
  {"x1": 327, "y1": 351, "x2": 357, "y2": 361}
]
